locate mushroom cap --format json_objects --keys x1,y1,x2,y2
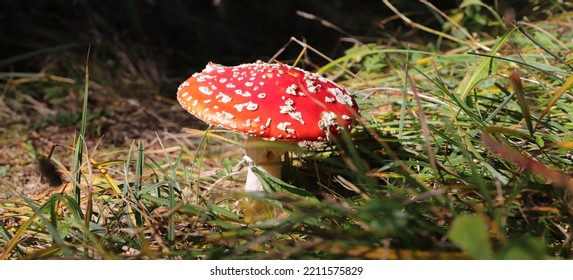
[{"x1": 177, "y1": 61, "x2": 359, "y2": 142}]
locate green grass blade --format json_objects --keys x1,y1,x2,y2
[
  {"x1": 457, "y1": 27, "x2": 515, "y2": 100},
  {"x1": 72, "y1": 46, "x2": 92, "y2": 203},
  {"x1": 509, "y1": 71, "x2": 534, "y2": 136},
  {"x1": 134, "y1": 141, "x2": 145, "y2": 226},
  {"x1": 518, "y1": 25, "x2": 573, "y2": 71},
  {"x1": 252, "y1": 167, "x2": 317, "y2": 201},
  {"x1": 398, "y1": 49, "x2": 410, "y2": 139},
  {"x1": 151, "y1": 134, "x2": 181, "y2": 249}
]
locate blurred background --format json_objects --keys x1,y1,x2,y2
[{"x1": 0, "y1": 0, "x2": 536, "y2": 90}]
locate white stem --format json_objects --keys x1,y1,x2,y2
[{"x1": 244, "y1": 136, "x2": 291, "y2": 192}]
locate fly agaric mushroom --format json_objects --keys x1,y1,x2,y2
[{"x1": 177, "y1": 61, "x2": 359, "y2": 192}]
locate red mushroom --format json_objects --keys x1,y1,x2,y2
[{"x1": 177, "y1": 61, "x2": 359, "y2": 192}]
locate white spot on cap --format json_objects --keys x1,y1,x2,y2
[
  {"x1": 245, "y1": 102, "x2": 258, "y2": 111},
  {"x1": 233, "y1": 101, "x2": 259, "y2": 112},
  {"x1": 204, "y1": 63, "x2": 216, "y2": 73},
  {"x1": 328, "y1": 87, "x2": 353, "y2": 106},
  {"x1": 199, "y1": 86, "x2": 213, "y2": 95},
  {"x1": 226, "y1": 83, "x2": 236, "y2": 89},
  {"x1": 178, "y1": 81, "x2": 190, "y2": 91},
  {"x1": 280, "y1": 104, "x2": 294, "y2": 114},
  {"x1": 277, "y1": 122, "x2": 292, "y2": 132},
  {"x1": 235, "y1": 89, "x2": 251, "y2": 97},
  {"x1": 318, "y1": 111, "x2": 340, "y2": 138},
  {"x1": 289, "y1": 111, "x2": 304, "y2": 124},
  {"x1": 305, "y1": 74, "x2": 319, "y2": 93},
  {"x1": 286, "y1": 84, "x2": 298, "y2": 95},
  {"x1": 216, "y1": 92, "x2": 232, "y2": 103},
  {"x1": 222, "y1": 111, "x2": 235, "y2": 120},
  {"x1": 280, "y1": 98, "x2": 296, "y2": 114},
  {"x1": 257, "y1": 93, "x2": 266, "y2": 98},
  {"x1": 325, "y1": 96, "x2": 335, "y2": 103},
  {"x1": 216, "y1": 111, "x2": 235, "y2": 120}
]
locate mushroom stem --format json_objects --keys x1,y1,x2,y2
[{"x1": 244, "y1": 136, "x2": 291, "y2": 192}]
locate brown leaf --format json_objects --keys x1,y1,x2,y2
[{"x1": 482, "y1": 128, "x2": 573, "y2": 193}]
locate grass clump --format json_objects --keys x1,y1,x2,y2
[{"x1": 1, "y1": 1, "x2": 573, "y2": 259}]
